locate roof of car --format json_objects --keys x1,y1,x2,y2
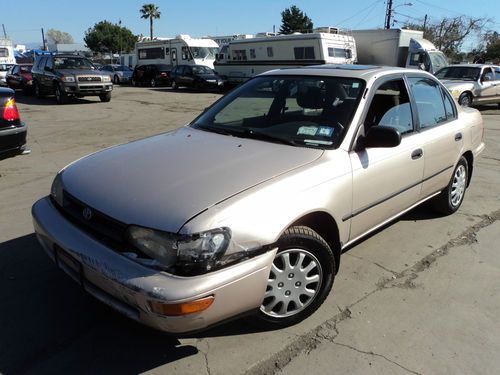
[
  {"x1": 260, "y1": 64, "x2": 429, "y2": 80},
  {"x1": 444, "y1": 64, "x2": 500, "y2": 69}
]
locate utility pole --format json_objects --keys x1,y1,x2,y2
[
  {"x1": 41, "y1": 28, "x2": 47, "y2": 50},
  {"x1": 2, "y1": 24, "x2": 7, "y2": 38},
  {"x1": 423, "y1": 14, "x2": 428, "y2": 33},
  {"x1": 385, "y1": 0, "x2": 394, "y2": 29}
]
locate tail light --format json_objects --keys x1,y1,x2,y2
[
  {"x1": 3, "y1": 98, "x2": 20, "y2": 121},
  {"x1": 160, "y1": 72, "x2": 167, "y2": 77}
]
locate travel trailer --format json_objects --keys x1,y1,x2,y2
[
  {"x1": 214, "y1": 30, "x2": 357, "y2": 85},
  {"x1": 351, "y1": 29, "x2": 448, "y2": 74},
  {"x1": 134, "y1": 35, "x2": 219, "y2": 69}
]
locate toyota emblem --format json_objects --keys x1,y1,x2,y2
[{"x1": 82, "y1": 207, "x2": 93, "y2": 220}]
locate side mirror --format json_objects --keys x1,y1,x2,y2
[
  {"x1": 481, "y1": 75, "x2": 491, "y2": 82},
  {"x1": 359, "y1": 126, "x2": 401, "y2": 149},
  {"x1": 44, "y1": 66, "x2": 53, "y2": 72}
]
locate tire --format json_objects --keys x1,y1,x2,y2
[
  {"x1": 99, "y1": 92, "x2": 111, "y2": 102},
  {"x1": 34, "y1": 81, "x2": 45, "y2": 98},
  {"x1": 433, "y1": 156, "x2": 469, "y2": 215},
  {"x1": 458, "y1": 92, "x2": 472, "y2": 107},
  {"x1": 171, "y1": 80, "x2": 178, "y2": 90},
  {"x1": 113, "y1": 75, "x2": 120, "y2": 84},
  {"x1": 132, "y1": 78, "x2": 137, "y2": 87},
  {"x1": 150, "y1": 78, "x2": 156, "y2": 87},
  {"x1": 256, "y1": 226, "x2": 336, "y2": 328},
  {"x1": 54, "y1": 84, "x2": 68, "y2": 104}
]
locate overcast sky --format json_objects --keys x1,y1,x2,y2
[{"x1": 4, "y1": 0, "x2": 499, "y2": 51}]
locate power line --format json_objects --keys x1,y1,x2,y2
[{"x1": 336, "y1": 0, "x2": 384, "y2": 26}]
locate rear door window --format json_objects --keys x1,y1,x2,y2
[{"x1": 407, "y1": 77, "x2": 447, "y2": 129}]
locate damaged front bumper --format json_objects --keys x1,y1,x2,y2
[{"x1": 32, "y1": 197, "x2": 276, "y2": 333}]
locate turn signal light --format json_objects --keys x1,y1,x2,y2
[
  {"x1": 148, "y1": 295, "x2": 214, "y2": 316},
  {"x1": 3, "y1": 98, "x2": 20, "y2": 121}
]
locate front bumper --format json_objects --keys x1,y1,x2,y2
[
  {"x1": 0, "y1": 121, "x2": 27, "y2": 157},
  {"x1": 62, "y1": 82, "x2": 113, "y2": 96},
  {"x1": 32, "y1": 197, "x2": 276, "y2": 333}
]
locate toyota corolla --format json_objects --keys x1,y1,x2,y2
[{"x1": 32, "y1": 65, "x2": 485, "y2": 333}]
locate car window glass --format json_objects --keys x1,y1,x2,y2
[
  {"x1": 494, "y1": 67, "x2": 500, "y2": 80},
  {"x1": 45, "y1": 58, "x2": 54, "y2": 70},
  {"x1": 481, "y1": 68, "x2": 494, "y2": 82},
  {"x1": 365, "y1": 79, "x2": 413, "y2": 135},
  {"x1": 442, "y1": 88, "x2": 456, "y2": 120},
  {"x1": 36, "y1": 56, "x2": 47, "y2": 69},
  {"x1": 13, "y1": 66, "x2": 20, "y2": 74},
  {"x1": 408, "y1": 77, "x2": 447, "y2": 129}
]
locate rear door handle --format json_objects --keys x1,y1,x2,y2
[
  {"x1": 455, "y1": 132, "x2": 463, "y2": 141},
  {"x1": 411, "y1": 149, "x2": 423, "y2": 160}
]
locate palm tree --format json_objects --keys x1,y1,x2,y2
[{"x1": 140, "y1": 4, "x2": 161, "y2": 40}]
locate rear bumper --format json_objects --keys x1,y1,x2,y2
[
  {"x1": 32, "y1": 197, "x2": 275, "y2": 333},
  {"x1": 0, "y1": 122, "x2": 27, "y2": 157}
]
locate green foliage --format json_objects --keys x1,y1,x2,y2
[
  {"x1": 47, "y1": 29, "x2": 74, "y2": 44},
  {"x1": 140, "y1": 3, "x2": 161, "y2": 40},
  {"x1": 279, "y1": 5, "x2": 313, "y2": 35},
  {"x1": 484, "y1": 31, "x2": 500, "y2": 62},
  {"x1": 84, "y1": 21, "x2": 137, "y2": 54}
]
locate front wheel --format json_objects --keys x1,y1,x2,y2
[
  {"x1": 171, "y1": 80, "x2": 178, "y2": 90},
  {"x1": 113, "y1": 75, "x2": 120, "y2": 84},
  {"x1": 458, "y1": 92, "x2": 472, "y2": 107},
  {"x1": 256, "y1": 226, "x2": 336, "y2": 328},
  {"x1": 150, "y1": 78, "x2": 157, "y2": 87},
  {"x1": 433, "y1": 156, "x2": 469, "y2": 215},
  {"x1": 34, "y1": 81, "x2": 45, "y2": 98},
  {"x1": 54, "y1": 84, "x2": 68, "y2": 104},
  {"x1": 99, "y1": 92, "x2": 111, "y2": 102}
]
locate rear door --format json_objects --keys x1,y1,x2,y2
[
  {"x1": 406, "y1": 75, "x2": 464, "y2": 198},
  {"x1": 478, "y1": 67, "x2": 496, "y2": 103}
]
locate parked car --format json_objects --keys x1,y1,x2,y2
[
  {"x1": 131, "y1": 64, "x2": 170, "y2": 87},
  {"x1": 436, "y1": 64, "x2": 500, "y2": 107},
  {"x1": 6, "y1": 64, "x2": 34, "y2": 93},
  {"x1": 0, "y1": 63, "x2": 15, "y2": 86},
  {"x1": 170, "y1": 64, "x2": 224, "y2": 91},
  {"x1": 32, "y1": 65, "x2": 485, "y2": 333},
  {"x1": 31, "y1": 54, "x2": 113, "y2": 104},
  {"x1": 100, "y1": 64, "x2": 133, "y2": 84},
  {"x1": 1, "y1": 88, "x2": 27, "y2": 159}
]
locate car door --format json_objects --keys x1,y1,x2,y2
[
  {"x1": 6, "y1": 65, "x2": 19, "y2": 88},
  {"x1": 477, "y1": 67, "x2": 496, "y2": 103},
  {"x1": 183, "y1": 66, "x2": 195, "y2": 87},
  {"x1": 406, "y1": 75, "x2": 464, "y2": 198},
  {"x1": 41, "y1": 57, "x2": 54, "y2": 90},
  {"x1": 348, "y1": 76, "x2": 425, "y2": 241},
  {"x1": 493, "y1": 66, "x2": 500, "y2": 100}
]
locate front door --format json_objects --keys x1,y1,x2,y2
[{"x1": 171, "y1": 48, "x2": 177, "y2": 66}]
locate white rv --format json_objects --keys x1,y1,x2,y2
[
  {"x1": 134, "y1": 35, "x2": 219, "y2": 70},
  {"x1": 0, "y1": 38, "x2": 16, "y2": 86},
  {"x1": 214, "y1": 30, "x2": 356, "y2": 85}
]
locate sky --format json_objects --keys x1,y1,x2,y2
[{"x1": 3, "y1": 0, "x2": 500, "y2": 51}]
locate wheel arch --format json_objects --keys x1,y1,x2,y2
[
  {"x1": 289, "y1": 211, "x2": 341, "y2": 274},
  {"x1": 462, "y1": 151, "x2": 474, "y2": 187}
]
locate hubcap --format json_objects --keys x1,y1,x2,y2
[
  {"x1": 451, "y1": 164, "x2": 467, "y2": 207},
  {"x1": 260, "y1": 249, "x2": 322, "y2": 318},
  {"x1": 460, "y1": 95, "x2": 471, "y2": 107}
]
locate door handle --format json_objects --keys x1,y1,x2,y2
[
  {"x1": 455, "y1": 132, "x2": 463, "y2": 141},
  {"x1": 411, "y1": 149, "x2": 423, "y2": 160}
]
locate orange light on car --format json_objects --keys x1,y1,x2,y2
[{"x1": 148, "y1": 296, "x2": 214, "y2": 316}]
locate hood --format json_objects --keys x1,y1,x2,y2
[
  {"x1": 441, "y1": 80, "x2": 475, "y2": 90},
  {"x1": 56, "y1": 69, "x2": 107, "y2": 76},
  {"x1": 197, "y1": 74, "x2": 220, "y2": 81},
  {"x1": 61, "y1": 127, "x2": 323, "y2": 232}
]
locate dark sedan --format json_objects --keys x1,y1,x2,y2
[
  {"x1": 170, "y1": 65, "x2": 224, "y2": 91},
  {"x1": 0, "y1": 88, "x2": 27, "y2": 160},
  {"x1": 132, "y1": 64, "x2": 170, "y2": 87},
  {"x1": 6, "y1": 64, "x2": 34, "y2": 93}
]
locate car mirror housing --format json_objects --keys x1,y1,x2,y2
[
  {"x1": 361, "y1": 126, "x2": 402, "y2": 149},
  {"x1": 44, "y1": 66, "x2": 52, "y2": 72}
]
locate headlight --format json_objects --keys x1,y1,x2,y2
[
  {"x1": 102, "y1": 75, "x2": 111, "y2": 82},
  {"x1": 61, "y1": 76, "x2": 75, "y2": 83},
  {"x1": 127, "y1": 226, "x2": 231, "y2": 273},
  {"x1": 50, "y1": 172, "x2": 64, "y2": 206}
]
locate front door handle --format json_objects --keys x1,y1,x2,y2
[
  {"x1": 411, "y1": 149, "x2": 423, "y2": 160},
  {"x1": 455, "y1": 132, "x2": 463, "y2": 141}
]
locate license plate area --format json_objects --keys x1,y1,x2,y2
[{"x1": 54, "y1": 244, "x2": 84, "y2": 286}]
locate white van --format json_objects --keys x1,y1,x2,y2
[{"x1": 0, "y1": 38, "x2": 16, "y2": 86}]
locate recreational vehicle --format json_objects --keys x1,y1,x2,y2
[
  {"x1": 134, "y1": 35, "x2": 219, "y2": 70},
  {"x1": 0, "y1": 38, "x2": 16, "y2": 86},
  {"x1": 214, "y1": 31, "x2": 356, "y2": 85}
]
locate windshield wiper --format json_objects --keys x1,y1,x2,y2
[
  {"x1": 195, "y1": 124, "x2": 234, "y2": 136},
  {"x1": 239, "y1": 128, "x2": 301, "y2": 146}
]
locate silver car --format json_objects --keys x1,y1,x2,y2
[
  {"x1": 436, "y1": 64, "x2": 500, "y2": 107},
  {"x1": 32, "y1": 65, "x2": 485, "y2": 333},
  {"x1": 100, "y1": 64, "x2": 134, "y2": 84}
]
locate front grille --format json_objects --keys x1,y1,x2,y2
[
  {"x1": 77, "y1": 76, "x2": 102, "y2": 82},
  {"x1": 57, "y1": 191, "x2": 128, "y2": 250}
]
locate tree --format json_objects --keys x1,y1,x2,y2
[
  {"x1": 47, "y1": 29, "x2": 74, "y2": 44},
  {"x1": 140, "y1": 3, "x2": 161, "y2": 40},
  {"x1": 279, "y1": 5, "x2": 313, "y2": 35},
  {"x1": 484, "y1": 31, "x2": 500, "y2": 62},
  {"x1": 404, "y1": 16, "x2": 489, "y2": 57},
  {"x1": 84, "y1": 21, "x2": 137, "y2": 54}
]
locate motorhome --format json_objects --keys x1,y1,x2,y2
[
  {"x1": 134, "y1": 35, "x2": 219, "y2": 70},
  {"x1": 0, "y1": 38, "x2": 16, "y2": 86},
  {"x1": 351, "y1": 29, "x2": 448, "y2": 74},
  {"x1": 214, "y1": 29, "x2": 357, "y2": 85}
]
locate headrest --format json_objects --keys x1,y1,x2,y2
[{"x1": 296, "y1": 85, "x2": 324, "y2": 109}]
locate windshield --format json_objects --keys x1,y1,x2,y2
[
  {"x1": 429, "y1": 52, "x2": 448, "y2": 72},
  {"x1": 192, "y1": 65, "x2": 214, "y2": 74},
  {"x1": 190, "y1": 47, "x2": 218, "y2": 59},
  {"x1": 54, "y1": 57, "x2": 95, "y2": 70},
  {"x1": 20, "y1": 65, "x2": 32, "y2": 73},
  {"x1": 115, "y1": 65, "x2": 132, "y2": 71},
  {"x1": 191, "y1": 75, "x2": 365, "y2": 149},
  {"x1": 435, "y1": 66, "x2": 481, "y2": 81}
]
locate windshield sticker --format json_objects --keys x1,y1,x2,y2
[
  {"x1": 317, "y1": 127, "x2": 334, "y2": 137},
  {"x1": 297, "y1": 126, "x2": 318, "y2": 136},
  {"x1": 352, "y1": 82, "x2": 359, "y2": 88}
]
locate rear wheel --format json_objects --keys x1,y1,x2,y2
[
  {"x1": 34, "y1": 81, "x2": 45, "y2": 98},
  {"x1": 54, "y1": 84, "x2": 68, "y2": 104},
  {"x1": 256, "y1": 226, "x2": 336, "y2": 328},
  {"x1": 150, "y1": 78, "x2": 157, "y2": 87},
  {"x1": 99, "y1": 92, "x2": 111, "y2": 102},
  {"x1": 113, "y1": 75, "x2": 120, "y2": 84},
  {"x1": 458, "y1": 92, "x2": 472, "y2": 107},
  {"x1": 433, "y1": 156, "x2": 469, "y2": 215},
  {"x1": 171, "y1": 80, "x2": 178, "y2": 90}
]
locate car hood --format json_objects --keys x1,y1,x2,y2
[
  {"x1": 61, "y1": 126, "x2": 323, "y2": 233},
  {"x1": 56, "y1": 69, "x2": 106, "y2": 76},
  {"x1": 198, "y1": 74, "x2": 219, "y2": 80},
  {"x1": 441, "y1": 80, "x2": 475, "y2": 90}
]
